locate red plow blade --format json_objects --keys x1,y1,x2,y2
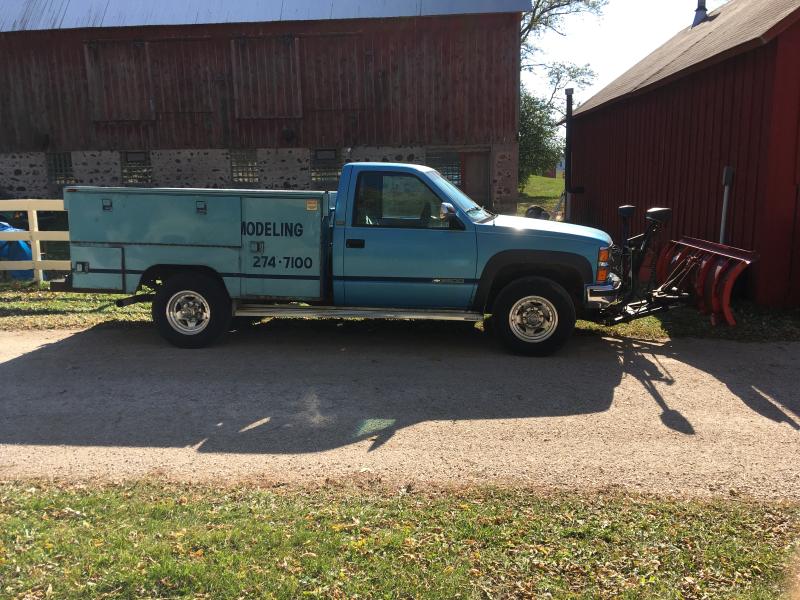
[{"x1": 654, "y1": 237, "x2": 758, "y2": 326}]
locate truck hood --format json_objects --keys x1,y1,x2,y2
[{"x1": 482, "y1": 214, "x2": 612, "y2": 246}]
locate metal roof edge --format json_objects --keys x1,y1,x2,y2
[
  {"x1": 0, "y1": 12, "x2": 520, "y2": 37},
  {"x1": 0, "y1": 0, "x2": 531, "y2": 33}
]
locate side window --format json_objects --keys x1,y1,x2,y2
[{"x1": 353, "y1": 172, "x2": 448, "y2": 229}]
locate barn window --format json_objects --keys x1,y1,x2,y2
[
  {"x1": 230, "y1": 150, "x2": 260, "y2": 185},
  {"x1": 426, "y1": 151, "x2": 462, "y2": 188},
  {"x1": 121, "y1": 151, "x2": 153, "y2": 186},
  {"x1": 311, "y1": 149, "x2": 342, "y2": 191},
  {"x1": 47, "y1": 153, "x2": 76, "y2": 186}
]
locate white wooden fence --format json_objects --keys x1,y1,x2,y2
[{"x1": 0, "y1": 199, "x2": 71, "y2": 283}]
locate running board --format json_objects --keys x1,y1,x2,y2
[{"x1": 234, "y1": 303, "x2": 484, "y2": 322}]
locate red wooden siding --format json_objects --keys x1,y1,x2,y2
[
  {"x1": 569, "y1": 37, "x2": 800, "y2": 306},
  {"x1": 231, "y1": 35, "x2": 303, "y2": 119},
  {"x1": 151, "y1": 39, "x2": 217, "y2": 115},
  {"x1": 84, "y1": 40, "x2": 154, "y2": 121},
  {"x1": 761, "y1": 18, "x2": 800, "y2": 306},
  {"x1": 0, "y1": 13, "x2": 520, "y2": 152}
]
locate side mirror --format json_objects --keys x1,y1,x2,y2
[{"x1": 440, "y1": 202, "x2": 465, "y2": 230}]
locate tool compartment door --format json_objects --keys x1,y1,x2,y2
[
  {"x1": 241, "y1": 196, "x2": 322, "y2": 299},
  {"x1": 67, "y1": 192, "x2": 241, "y2": 247},
  {"x1": 71, "y1": 245, "x2": 123, "y2": 291}
]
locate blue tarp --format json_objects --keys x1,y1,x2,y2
[{"x1": 0, "y1": 221, "x2": 33, "y2": 280}]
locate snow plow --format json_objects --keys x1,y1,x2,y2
[
  {"x1": 654, "y1": 237, "x2": 758, "y2": 326},
  {"x1": 599, "y1": 205, "x2": 758, "y2": 327}
]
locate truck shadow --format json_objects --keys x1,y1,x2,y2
[{"x1": 0, "y1": 321, "x2": 795, "y2": 454}]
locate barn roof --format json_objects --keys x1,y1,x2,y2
[
  {"x1": 0, "y1": 0, "x2": 531, "y2": 32},
  {"x1": 575, "y1": 0, "x2": 800, "y2": 116}
]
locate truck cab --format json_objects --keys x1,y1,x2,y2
[{"x1": 61, "y1": 163, "x2": 619, "y2": 355}]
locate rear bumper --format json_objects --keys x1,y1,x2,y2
[{"x1": 585, "y1": 275, "x2": 622, "y2": 309}]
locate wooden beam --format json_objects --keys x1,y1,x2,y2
[
  {"x1": 0, "y1": 260, "x2": 71, "y2": 271},
  {"x1": 0, "y1": 200, "x2": 65, "y2": 211},
  {"x1": 0, "y1": 231, "x2": 70, "y2": 242}
]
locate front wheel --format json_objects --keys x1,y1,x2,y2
[
  {"x1": 492, "y1": 277, "x2": 576, "y2": 356},
  {"x1": 152, "y1": 272, "x2": 232, "y2": 348}
]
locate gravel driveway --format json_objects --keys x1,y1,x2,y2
[{"x1": 1, "y1": 321, "x2": 799, "y2": 499}]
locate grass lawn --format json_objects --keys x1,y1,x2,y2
[
  {"x1": 0, "y1": 283, "x2": 150, "y2": 330},
  {"x1": 517, "y1": 174, "x2": 565, "y2": 217},
  {"x1": 1, "y1": 483, "x2": 798, "y2": 599},
  {"x1": 3, "y1": 281, "x2": 800, "y2": 342}
]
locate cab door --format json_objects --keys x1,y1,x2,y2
[{"x1": 340, "y1": 169, "x2": 477, "y2": 308}]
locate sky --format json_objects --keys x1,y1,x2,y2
[{"x1": 522, "y1": 0, "x2": 729, "y2": 105}]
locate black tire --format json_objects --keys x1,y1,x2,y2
[
  {"x1": 492, "y1": 276, "x2": 576, "y2": 356},
  {"x1": 152, "y1": 272, "x2": 232, "y2": 348}
]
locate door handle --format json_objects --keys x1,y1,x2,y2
[
  {"x1": 250, "y1": 241, "x2": 264, "y2": 253},
  {"x1": 346, "y1": 238, "x2": 365, "y2": 249}
]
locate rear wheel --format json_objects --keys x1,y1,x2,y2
[
  {"x1": 152, "y1": 272, "x2": 231, "y2": 348},
  {"x1": 493, "y1": 276, "x2": 576, "y2": 356}
]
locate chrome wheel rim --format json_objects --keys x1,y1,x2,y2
[
  {"x1": 166, "y1": 290, "x2": 211, "y2": 335},
  {"x1": 508, "y1": 295, "x2": 558, "y2": 343}
]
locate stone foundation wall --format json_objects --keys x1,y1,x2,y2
[
  {"x1": 490, "y1": 143, "x2": 519, "y2": 214},
  {"x1": 257, "y1": 148, "x2": 311, "y2": 189},
  {"x1": 0, "y1": 145, "x2": 497, "y2": 199},
  {"x1": 346, "y1": 146, "x2": 425, "y2": 165},
  {"x1": 151, "y1": 150, "x2": 231, "y2": 188},
  {"x1": 0, "y1": 153, "x2": 49, "y2": 198},
  {"x1": 72, "y1": 151, "x2": 122, "y2": 188}
]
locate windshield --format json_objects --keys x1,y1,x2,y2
[{"x1": 428, "y1": 171, "x2": 494, "y2": 222}]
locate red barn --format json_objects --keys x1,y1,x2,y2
[
  {"x1": 569, "y1": 0, "x2": 800, "y2": 306},
  {"x1": 0, "y1": 0, "x2": 527, "y2": 212}
]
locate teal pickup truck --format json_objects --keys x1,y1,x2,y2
[{"x1": 58, "y1": 162, "x2": 670, "y2": 356}]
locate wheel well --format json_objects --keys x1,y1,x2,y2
[
  {"x1": 138, "y1": 265, "x2": 227, "y2": 294},
  {"x1": 484, "y1": 265, "x2": 584, "y2": 314}
]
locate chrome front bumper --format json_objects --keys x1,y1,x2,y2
[{"x1": 585, "y1": 274, "x2": 622, "y2": 309}]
